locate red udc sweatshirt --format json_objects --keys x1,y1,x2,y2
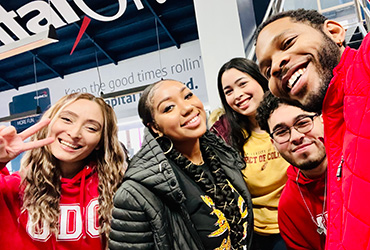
[
  {"x1": 278, "y1": 165, "x2": 326, "y2": 250},
  {"x1": 0, "y1": 162, "x2": 104, "y2": 250}
]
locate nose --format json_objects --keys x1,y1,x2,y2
[
  {"x1": 233, "y1": 86, "x2": 244, "y2": 101},
  {"x1": 271, "y1": 53, "x2": 290, "y2": 79},
  {"x1": 290, "y1": 127, "x2": 304, "y2": 144},
  {"x1": 180, "y1": 102, "x2": 193, "y2": 117},
  {"x1": 67, "y1": 125, "x2": 82, "y2": 139}
]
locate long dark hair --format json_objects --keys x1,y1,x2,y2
[{"x1": 217, "y1": 58, "x2": 268, "y2": 157}]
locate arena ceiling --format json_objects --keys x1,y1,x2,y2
[{"x1": 0, "y1": 0, "x2": 199, "y2": 92}]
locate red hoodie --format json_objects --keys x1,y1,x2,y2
[
  {"x1": 278, "y1": 165, "x2": 326, "y2": 250},
  {"x1": 0, "y1": 162, "x2": 104, "y2": 250}
]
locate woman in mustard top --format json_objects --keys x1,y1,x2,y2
[{"x1": 211, "y1": 58, "x2": 289, "y2": 250}]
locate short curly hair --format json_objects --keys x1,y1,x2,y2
[
  {"x1": 255, "y1": 9, "x2": 327, "y2": 43},
  {"x1": 256, "y1": 91, "x2": 304, "y2": 134}
]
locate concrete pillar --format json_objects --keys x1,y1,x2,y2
[{"x1": 193, "y1": 0, "x2": 246, "y2": 111}]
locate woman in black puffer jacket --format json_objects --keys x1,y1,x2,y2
[{"x1": 109, "y1": 79, "x2": 253, "y2": 250}]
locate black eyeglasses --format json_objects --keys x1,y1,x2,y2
[{"x1": 270, "y1": 114, "x2": 319, "y2": 144}]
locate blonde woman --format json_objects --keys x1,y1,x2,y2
[{"x1": 0, "y1": 93, "x2": 127, "y2": 250}]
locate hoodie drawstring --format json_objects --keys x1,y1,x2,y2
[
  {"x1": 336, "y1": 156, "x2": 344, "y2": 181},
  {"x1": 80, "y1": 166, "x2": 87, "y2": 240}
]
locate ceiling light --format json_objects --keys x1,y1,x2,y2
[{"x1": 0, "y1": 25, "x2": 58, "y2": 61}]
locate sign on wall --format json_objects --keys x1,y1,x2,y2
[
  {"x1": 0, "y1": 0, "x2": 169, "y2": 45},
  {"x1": 0, "y1": 40, "x2": 207, "y2": 122},
  {"x1": 10, "y1": 88, "x2": 51, "y2": 132}
]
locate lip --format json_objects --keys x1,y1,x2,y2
[
  {"x1": 181, "y1": 113, "x2": 201, "y2": 128},
  {"x1": 235, "y1": 96, "x2": 251, "y2": 109},
  {"x1": 58, "y1": 138, "x2": 82, "y2": 151},
  {"x1": 292, "y1": 142, "x2": 312, "y2": 153},
  {"x1": 281, "y1": 59, "x2": 310, "y2": 94}
]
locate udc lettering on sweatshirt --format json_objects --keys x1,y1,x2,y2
[{"x1": 26, "y1": 199, "x2": 99, "y2": 241}]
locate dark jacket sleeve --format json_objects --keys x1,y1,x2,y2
[
  {"x1": 109, "y1": 180, "x2": 173, "y2": 250},
  {"x1": 209, "y1": 115, "x2": 230, "y2": 144}
]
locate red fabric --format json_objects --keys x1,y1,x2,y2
[
  {"x1": 278, "y1": 165, "x2": 326, "y2": 250},
  {"x1": 0, "y1": 163, "x2": 103, "y2": 250},
  {"x1": 0, "y1": 162, "x2": 9, "y2": 175},
  {"x1": 323, "y1": 33, "x2": 370, "y2": 250},
  {"x1": 210, "y1": 115, "x2": 231, "y2": 144}
]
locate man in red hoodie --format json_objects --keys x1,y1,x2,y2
[
  {"x1": 255, "y1": 8, "x2": 370, "y2": 250},
  {"x1": 256, "y1": 92, "x2": 327, "y2": 250}
]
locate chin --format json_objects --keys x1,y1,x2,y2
[{"x1": 297, "y1": 158, "x2": 323, "y2": 171}]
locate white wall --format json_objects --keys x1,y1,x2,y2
[{"x1": 193, "y1": 0, "x2": 246, "y2": 111}]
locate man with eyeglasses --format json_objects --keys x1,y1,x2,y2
[{"x1": 256, "y1": 92, "x2": 327, "y2": 250}]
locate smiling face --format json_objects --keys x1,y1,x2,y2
[
  {"x1": 221, "y1": 68, "x2": 265, "y2": 117},
  {"x1": 256, "y1": 17, "x2": 343, "y2": 112},
  {"x1": 150, "y1": 80, "x2": 207, "y2": 146},
  {"x1": 268, "y1": 104, "x2": 325, "y2": 170},
  {"x1": 49, "y1": 99, "x2": 103, "y2": 172}
]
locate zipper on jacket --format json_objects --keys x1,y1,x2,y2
[
  {"x1": 179, "y1": 205, "x2": 206, "y2": 250},
  {"x1": 336, "y1": 156, "x2": 344, "y2": 181}
]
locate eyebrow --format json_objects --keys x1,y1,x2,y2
[
  {"x1": 156, "y1": 86, "x2": 187, "y2": 109},
  {"x1": 271, "y1": 114, "x2": 313, "y2": 132},
  {"x1": 60, "y1": 110, "x2": 77, "y2": 118},
  {"x1": 258, "y1": 30, "x2": 290, "y2": 70},
  {"x1": 222, "y1": 76, "x2": 247, "y2": 91},
  {"x1": 60, "y1": 110, "x2": 102, "y2": 129}
]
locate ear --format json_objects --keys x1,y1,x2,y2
[
  {"x1": 323, "y1": 20, "x2": 346, "y2": 47},
  {"x1": 149, "y1": 122, "x2": 162, "y2": 136},
  {"x1": 319, "y1": 114, "x2": 324, "y2": 124},
  {"x1": 270, "y1": 138, "x2": 278, "y2": 151}
]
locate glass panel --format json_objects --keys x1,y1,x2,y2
[
  {"x1": 322, "y1": 4, "x2": 357, "y2": 27},
  {"x1": 321, "y1": 0, "x2": 353, "y2": 9},
  {"x1": 284, "y1": 0, "x2": 318, "y2": 10}
]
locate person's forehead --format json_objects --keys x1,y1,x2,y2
[
  {"x1": 152, "y1": 80, "x2": 187, "y2": 106},
  {"x1": 256, "y1": 18, "x2": 295, "y2": 66},
  {"x1": 154, "y1": 80, "x2": 184, "y2": 96},
  {"x1": 258, "y1": 16, "x2": 323, "y2": 46},
  {"x1": 258, "y1": 17, "x2": 311, "y2": 38},
  {"x1": 269, "y1": 104, "x2": 307, "y2": 125}
]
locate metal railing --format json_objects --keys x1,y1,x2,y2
[
  {"x1": 354, "y1": 0, "x2": 370, "y2": 36},
  {"x1": 246, "y1": 0, "x2": 369, "y2": 60},
  {"x1": 246, "y1": 0, "x2": 285, "y2": 60}
]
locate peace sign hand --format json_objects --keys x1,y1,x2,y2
[{"x1": 0, "y1": 119, "x2": 55, "y2": 163}]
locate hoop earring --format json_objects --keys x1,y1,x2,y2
[{"x1": 155, "y1": 135, "x2": 173, "y2": 155}]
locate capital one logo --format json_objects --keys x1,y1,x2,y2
[
  {"x1": 26, "y1": 199, "x2": 100, "y2": 241},
  {"x1": 0, "y1": 0, "x2": 167, "y2": 45}
]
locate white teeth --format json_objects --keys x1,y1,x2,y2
[
  {"x1": 60, "y1": 140, "x2": 79, "y2": 149},
  {"x1": 237, "y1": 97, "x2": 251, "y2": 107},
  {"x1": 288, "y1": 68, "x2": 306, "y2": 89},
  {"x1": 185, "y1": 116, "x2": 198, "y2": 126}
]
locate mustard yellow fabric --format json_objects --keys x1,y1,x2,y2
[{"x1": 242, "y1": 131, "x2": 289, "y2": 235}]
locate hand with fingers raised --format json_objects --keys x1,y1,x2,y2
[{"x1": 0, "y1": 119, "x2": 55, "y2": 163}]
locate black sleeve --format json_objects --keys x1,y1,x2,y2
[{"x1": 109, "y1": 180, "x2": 172, "y2": 250}]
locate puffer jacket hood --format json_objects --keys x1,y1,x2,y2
[
  {"x1": 123, "y1": 128, "x2": 186, "y2": 204},
  {"x1": 287, "y1": 165, "x2": 319, "y2": 186},
  {"x1": 125, "y1": 129, "x2": 246, "y2": 204}
]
